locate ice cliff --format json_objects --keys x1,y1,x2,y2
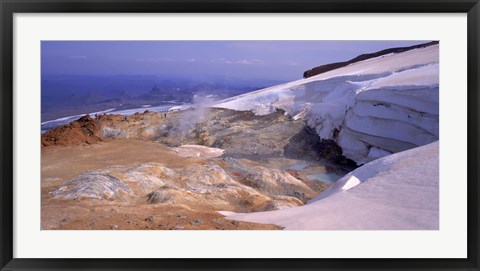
[{"x1": 215, "y1": 44, "x2": 439, "y2": 165}]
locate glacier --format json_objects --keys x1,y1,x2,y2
[{"x1": 215, "y1": 44, "x2": 439, "y2": 165}]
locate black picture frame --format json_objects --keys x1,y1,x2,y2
[{"x1": 1, "y1": 0, "x2": 479, "y2": 270}]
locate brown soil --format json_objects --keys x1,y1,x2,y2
[
  {"x1": 42, "y1": 115, "x2": 102, "y2": 146},
  {"x1": 41, "y1": 139, "x2": 283, "y2": 230},
  {"x1": 41, "y1": 109, "x2": 347, "y2": 230},
  {"x1": 41, "y1": 108, "x2": 332, "y2": 162},
  {"x1": 42, "y1": 200, "x2": 282, "y2": 230}
]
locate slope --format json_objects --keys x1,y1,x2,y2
[
  {"x1": 215, "y1": 44, "x2": 439, "y2": 165},
  {"x1": 220, "y1": 141, "x2": 439, "y2": 230}
]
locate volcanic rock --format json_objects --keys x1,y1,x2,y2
[
  {"x1": 50, "y1": 173, "x2": 133, "y2": 201},
  {"x1": 42, "y1": 115, "x2": 102, "y2": 146}
]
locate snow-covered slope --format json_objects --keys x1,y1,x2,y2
[
  {"x1": 215, "y1": 45, "x2": 439, "y2": 164},
  {"x1": 220, "y1": 141, "x2": 439, "y2": 230}
]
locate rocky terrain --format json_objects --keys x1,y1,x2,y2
[
  {"x1": 42, "y1": 109, "x2": 348, "y2": 230},
  {"x1": 43, "y1": 107, "x2": 356, "y2": 164},
  {"x1": 42, "y1": 42, "x2": 439, "y2": 230},
  {"x1": 222, "y1": 141, "x2": 439, "y2": 230}
]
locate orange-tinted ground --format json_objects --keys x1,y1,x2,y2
[
  {"x1": 42, "y1": 139, "x2": 286, "y2": 230},
  {"x1": 41, "y1": 109, "x2": 348, "y2": 230}
]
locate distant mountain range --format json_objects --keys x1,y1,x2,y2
[{"x1": 41, "y1": 75, "x2": 284, "y2": 121}]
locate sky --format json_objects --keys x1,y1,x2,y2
[{"x1": 42, "y1": 40, "x2": 428, "y2": 81}]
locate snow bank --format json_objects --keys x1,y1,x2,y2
[
  {"x1": 220, "y1": 141, "x2": 439, "y2": 230},
  {"x1": 171, "y1": 145, "x2": 225, "y2": 158},
  {"x1": 215, "y1": 45, "x2": 439, "y2": 164}
]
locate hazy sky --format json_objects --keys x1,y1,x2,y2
[{"x1": 42, "y1": 41, "x2": 428, "y2": 81}]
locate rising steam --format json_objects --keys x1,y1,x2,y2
[{"x1": 176, "y1": 93, "x2": 216, "y2": 136}]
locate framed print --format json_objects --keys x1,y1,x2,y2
[{"x1": 1, "y1": 0, "x2": 479, "y2": 270}]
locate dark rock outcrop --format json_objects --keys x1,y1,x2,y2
[
  {"x1": 303, "y1": 41, "x2": 438, "y2": 78},
  {"x1": 41, "y1": 115, "x2": 102, "y2": 146}
]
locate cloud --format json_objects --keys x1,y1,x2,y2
[
  {"x1": 236, "y1": 59, "x2": 266, "y2": 65},
  {"x1": 212, "y1": 58, "x2": 266, "y2": 65},
  {"x1": 185, "y1": 58, "x2": 196, "y2": 62},
  {"x1": 284, "y1": 61, "x2": 300, "y2": 66},
  {"x1": 211, "y1": 58, "x2": 228, "y2": 64}
]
